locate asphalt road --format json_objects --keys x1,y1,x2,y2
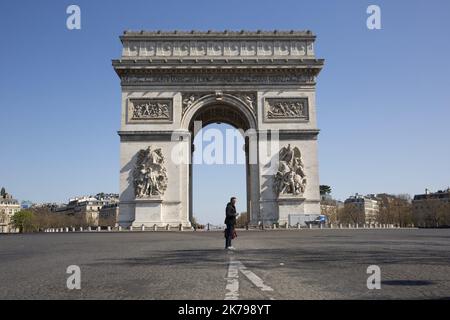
[{"x1": 0, "y1": 229, "x2": 449, "y2": 300}]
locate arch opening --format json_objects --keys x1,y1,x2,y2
[{"x1": 187, "y1": 101, "x2": 255, "y2": 228}]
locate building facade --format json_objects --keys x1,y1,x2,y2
[
  {"x1": 0, "y1": 189, "x2": 21, "y2": 233},
  {"x1": 99, "y1": 203, "x2": 120, "y2": 227},
  {"x1": 55, "y1": 194, "x2": 119, "y2": 226},
  {"x1": 412, "y1": 188, "x2": 450, "y2": 227},
  {"x1": 344, "y1": 194, "x2": 380, "y2": 224},
  {"x1": 320, "y1": 194, "x2": 343, "y2": 224}
]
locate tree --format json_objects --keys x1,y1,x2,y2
[
  {"x1": 11, "y1": 210, "x2": 37, "y2": 233},
  {"x1": 338, "y1": 203, "x2": 364, "y2": 224},
  {"x1": 321, "y1": 203, "x2": 338, "y2": 224},
  {"x1": 421, "y1": 200, "x2": 450, "y2": 227},
  {"x1": 377, "y1": 194, "x2": 413, "y2": 227},
  {"x1": 235, "y1": 212, "x2": 249, "y2": 228},
  {"x1": 320, "y1": 185, "x2": 332, "y2": 195},
  {"x1": 0, "y1": 187, "x2": 5, "y2": 198},
  {"x1": 190, "y1": 216, "x2": 198, "y2": 229}
]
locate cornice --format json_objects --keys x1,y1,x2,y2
[{"x1": 120, "y1": 30, "x2": 316, "y2": 41}]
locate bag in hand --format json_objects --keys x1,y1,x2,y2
[{"x1": 224, "y1": 228, "x2": 238, "y2": 239}]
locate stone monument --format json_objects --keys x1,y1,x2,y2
[{"x1": 113, "y1": 30, "x2": 324, "y2": 228}]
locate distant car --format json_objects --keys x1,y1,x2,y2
[{"x1": 306, "y1": 215, "x2": 327, "y2": 226}]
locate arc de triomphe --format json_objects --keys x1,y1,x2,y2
[{"x1": 113, "y1": 30, "x2": 324, "y2": 228}]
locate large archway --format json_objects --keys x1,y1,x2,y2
[
  {"x1": 186, "y1": 100, "x2": 256, "y2": 226},
  {"x1": 113, "y1": 30, "x2": 324, "y2": 228}
]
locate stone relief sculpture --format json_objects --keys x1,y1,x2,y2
[
  {"x1": 181, "y1": 91, "x2": 256, "y2": 116},
  {"x1": 133, "y1": 146, "x2": 168, "y2": 198},
  {"x1": 182, "y1": 93, "x2": 208, "y2": 116},
  {"x1": 129, "y1": 99, "x2": 172, "y2": 121},
  {"x1": 123, "y1": 73, "x2": 315, "y2": 86},
  {"x1": 265, "y1": 98, "x2": 308, "y2": 120},
  {"x1": 274, "y1": 144, "x2": 307, "y2": 197}
]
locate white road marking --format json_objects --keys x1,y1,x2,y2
[
  {"x1": 224, "y1": 259, "x2": 240, "y2": 300},
  {"x1": 224, "y1": 257, "x2": 274, "y2": 300},
  {"x1": 237, "y1": 261, "x2": 274, "y2": 292}
]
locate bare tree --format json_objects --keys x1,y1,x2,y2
[
  {"x1": 377, "y1": 194, "x2": 413, "y2": 227},
  {"x1": 338, "y1": 203, "x2": 364, "y2": 224},
  {"x1": 235, "y1": 212, "x2": 249, "y2": 228}
]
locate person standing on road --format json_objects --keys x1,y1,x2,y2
[{"x1": 225, "y1": 197, "x2": 238, "y2": 250}]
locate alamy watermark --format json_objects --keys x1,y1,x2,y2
[
  {"x1": 169, "y1": 121, "x2": 281, "y2": 176},
  {"x1": 66, "y1": 265, "x2": 81, "y2": 290},
  {"x1": 66, "y1": 5, "x2": 81, "y2": 30},
  {"x1": 367, "y1": 5, "x2": 381, "y2": 30},
  {"x1": 366, "y1": 265, "x2": 381, "y2": 290}
]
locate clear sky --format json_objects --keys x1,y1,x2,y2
[{"x1": 1, "y1": 0, "x2": 449, "y2": 225}]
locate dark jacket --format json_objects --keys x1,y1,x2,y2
[{"x1": 224, "y1": 202, "x2": 237, "y2": 226}]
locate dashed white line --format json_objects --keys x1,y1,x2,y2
[
  {"x1": 225, "y1": 259, "x2": 240, "y2": 300},
  {"x1": 237, "y1": 261, "x2": 274, "y2": 292},
  {"x1": 224, "y1": 256, "x2": 274, "y2": 300}
]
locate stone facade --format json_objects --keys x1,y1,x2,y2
[
  {"x1": 0, "y1": 189, "x2": 21, "y2": 233},
  {"x1": 412, "y1": 189, "x2": 450, "y2": 227},
  {"x1": 55, "y1": 194, "x2": 119, "y2": 227},
  {"x1": 344, "y1": 194, "x2": 380, "y2": 224},
  {"x1": 99, "y1": 203, "x2": 120, "y2": 227},
  {"x1": 113, "y1": 30, "x2": 324, "y2": 227}
]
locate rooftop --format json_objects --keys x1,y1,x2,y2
[{"x1": 121, "y1": 29, "x2": 316, "y2": 40}]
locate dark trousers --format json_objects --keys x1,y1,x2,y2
[{"x1": 225, "y1": 224, "x2": 234, "y2": 248}]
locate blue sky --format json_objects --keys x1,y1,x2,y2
[{"x1": 0, "y1": 0, "x2": 449, "y2": 224}]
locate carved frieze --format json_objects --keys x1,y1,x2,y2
[
  {"x1": 122, "y1": 39, "x2": 313, "y2": 58},
  {"x1": 264, "y1": 98, "x2": 309, "y2": 122},
  {"x1": 122, "y1": 72, "x2": 315, "y2": 86},
  {"x1": 127, "y1": 98, "x2": 173, "y2": 123}
]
